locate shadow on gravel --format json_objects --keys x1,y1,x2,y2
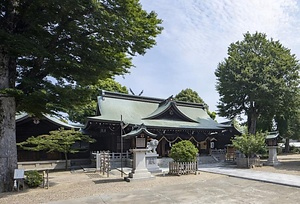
[
  {"x1": 93, "y1": 178, "x2": 125, "y2": 184},
  {"x1": 273, "y1": 160, "x2": 300, "y2": 172}
]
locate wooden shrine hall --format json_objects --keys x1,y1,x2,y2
[
  {"x1": 84, "y1": 90, "x2": 240, "y2": 157},
  {"x1": 16, "y1": 113, "x2": 87, "y2": 162}
]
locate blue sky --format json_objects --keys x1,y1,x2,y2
[{"x1": 115, "y1": 0, "x2": 300, "y2": 122}]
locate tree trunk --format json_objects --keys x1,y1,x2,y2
[
  {"x1": 0, "y1": 49, "x2": 17, "y2": 192},
  {"x1": 248, "y1": 112, "x2": 258, "y2": 134},
  {"x1": 247, "y1": 156, "x2": 250, "y2": 168},
  {"x1": 0, "y1": 97, "x2": 17, "y2": 192},
  {"x1": 64, "y1": 152, "x2": 68, "y2": 170},
  {"x1": 285, "y1": 138, "x2": 290, "y2": 153}
]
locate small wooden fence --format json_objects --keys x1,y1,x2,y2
[{"x1": 169, "y1": 162, "x2": 198, "y2": 175}]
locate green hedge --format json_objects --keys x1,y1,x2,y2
[{"x1": 169, "y1": 140, "x2": 198, "y2": 162}]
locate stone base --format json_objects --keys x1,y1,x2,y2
[
  {"x1": 125, "y1": 149, "x2": 155, "y2": 182},
  {"x1": 236, "y1": 157, "x2": 261, "y2": 168},
  {"x1": 264, "y1": 160, "x2": 280, "y2": 166},
  {"x1": 125, "y1": 169, "x2": 155, "y2": 182},
  {"x1": 265, "y1": 146, "x2": 280, "y2": 166},
  {"x1": 145, "y1": 153, "x2": 162, "y2": 173}
]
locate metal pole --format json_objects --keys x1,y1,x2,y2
[{"x1": 120, "y1": 115, "x2": 123, "y2": 177}]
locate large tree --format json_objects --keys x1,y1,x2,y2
[
  {"x1": 215, "y1": 32, "x2": 299, "y2": 134},
  {"x1": 174, "y1": 88, "x2": 216, "y2": 120},
  {"x1": 275, "y1": 92, "x2": 300, "y2": 152},
  {"x1": 0, "y1": 0, "x2": 162, "y2": 192},
  {"x1": 175, "y1": 88, "x2": 207, "y2": 106},
  {"x1": 68, "y1": 78, "x2": 129, "y2": 124}
]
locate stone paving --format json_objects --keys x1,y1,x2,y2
[
  {"x1": 198, "y1": 163, "x2": 300, "y2": 188},
  {"x1": 48, "y1": 164, "x2": 300, "y2": 204}
]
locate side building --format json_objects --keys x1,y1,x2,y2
[
  {"x1": 84, "y1": 90, "x2": 240, "y2": 157},
  {"x1": 16, "y1": 113, "x2": 88, "y2": 162}
]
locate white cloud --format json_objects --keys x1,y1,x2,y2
[{"x1": 116, "y1": 0, "x2": 300, "y2": 121}]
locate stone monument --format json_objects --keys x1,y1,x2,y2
[
  {"x1": 265, "y1": 132, "x2": 280, "y2": 166},
  {"x1": 145, "y1": 139, "x2": 161, "y2": 173}
]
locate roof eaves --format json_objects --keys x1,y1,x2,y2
[
  {"x1": 44, "y1": 115, "x2": 79, "y2": 129},
  {"x1": 122, "y1": 125, "x2": 157, "y2": 139}
]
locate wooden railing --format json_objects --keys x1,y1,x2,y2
[
  {"x1": 169, "y1": 161, "x2": 198, "y2": 175},
  {"x1": 91, "y1": 151, "x2": 132, "y2": 169},
  {"x1": 91, "y1": 151, "x2": 130, "y2": 160}
]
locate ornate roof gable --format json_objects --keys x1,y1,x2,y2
[
  {"x1": 143, "y1": 96, "x2": 198, "y2": 123},
  {"x1": 122, "y1": 124, "x2": 157, "y2": 139}
]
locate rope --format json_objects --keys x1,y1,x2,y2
[
  {"x1": 158, "y1": 136, "x2": 182, "y2": 143},
  {"x1": 158, "y1": 135, "x2": 205, "y2": 144}
]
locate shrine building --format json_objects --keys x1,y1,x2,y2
[
  {"x1": 16, "y1": 113, "x2": 88, "y2": 162},
  {"x1": 84, "y1": 90, "x2": 240, "y2": 157}
]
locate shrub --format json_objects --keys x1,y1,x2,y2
[
  {"x1": 169, "y1": 140, "x2": 198, "y2": 162},
  {"x1": 232, "y1": 132, "x2": 266, "y2": 158},
  {"x1": 25, "y1": 170, "x2": 43, "y2": 188}
]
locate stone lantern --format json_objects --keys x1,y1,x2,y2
[
  {"x1": 122, "y1": 124, "x2": 157, "y2": 181},
  {"x1": 265, "y1": 132, "x2": 281, "y2": 166}
]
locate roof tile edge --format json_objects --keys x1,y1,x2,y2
[{"x1": 99, "y1": 90, "x2": 206, "y2": 109}]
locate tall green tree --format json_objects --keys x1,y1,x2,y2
[
  {"x1": 0, "y1": 0, "x2": 162, "y2": 192},
  {"x1": 18, "y1": 128, "x2": 95, "y2": 170},
  {"x1": 68, "y1": 78, "x2": 128, "y2": 124},
  {"x1": 174, "y1": 88, "x2": 216, "y2": 120},
  {"x1": 215, "y1": 32, "x2": 299, "y2": 134},
  {"x1": 175, "y1": 88, "x2": 206, "y2": 105},
  {"x1": 275, "y1": 92, "x2": 300, "y2": 152}
]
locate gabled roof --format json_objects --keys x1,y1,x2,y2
[
  {"x1": 143, "y1": 96, "x2": 197, "y2": 122},
  {"x1": 16, "y1": 112, "x2": 80, "y2": 129},
  {"x1": 86, "y1": 90, "x2": 225, "y2": 130},
  {"x1": 122, "y1": 124, "x2": 157, "y2": 139}
]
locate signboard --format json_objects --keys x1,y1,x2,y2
[
  {"x1": 136, "y1": 138, "x2": 145, "y2": 148},
  {"x1": 14, "y1": 169, "x2": 25, "y2": 179}
]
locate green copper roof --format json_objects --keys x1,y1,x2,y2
[
  {"x1": 122, "y1": 124, "x2": 157, "y2": 139},
  {"x1": 16, "y1": 112, "x2": 79, "y2": 129},
  {"x1": 143, "y1": 97, "x2": 198, "y2": 123},
  {"x1": 87, "y1": 90, "x2": 224, "y2": 130}
]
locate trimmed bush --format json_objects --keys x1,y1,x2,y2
[
  {"x1": 169, "y1": 140, "x2": 198, "y2": 162},
  {"x1": 25, "y1": 170, "x2": 43, "y2": 188}
]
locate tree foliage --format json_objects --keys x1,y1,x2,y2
[
  {"x1": 175, "y1": 88, "x2": 206, "y2": 105},
  {"x1": 274, "y1": 81, "x2": 300, "y2": 152},
  {"x1": 0, "y1": 0, "x2": 162, "y2": 191},
  {"x1": 18, "y1": 128, "x2": 95, "y2": 169},
  {"x1": 231, "y1": 132, "x2": 266, "y2": 158},
  {"x1": 169, "y1": 140, "x2": 198, "y2": 162},
  {"x1": 276, "y1": 106, "x2": 300, "y2": 152},
  {"x1": 215, "y1": 32, "x2": 299, "y2": 134},
  {"x1": 174, "y1": 88, "x2": 216, "y2": 120},
  {"x1": 68, "y1": 78, "x2": 128, "y2": 124},
  {"x1": 1, "y1": 0, "x2": 163, "y2": 116}
]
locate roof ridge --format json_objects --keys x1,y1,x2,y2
[{"x1": 99, "y1": 90, "x2": 206, "y2": 108}]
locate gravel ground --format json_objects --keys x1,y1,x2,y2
[
  {"x1": 1, "y1": 153, "x2": 300, "y2": 204},
  {"x1": 253, "y1": 153, "x2": 300, "y2": 176}
]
